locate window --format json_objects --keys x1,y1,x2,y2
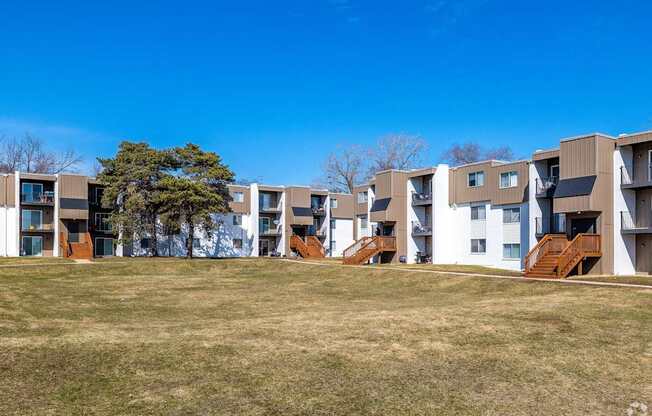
[
  {"x1": 233, "y1": 191, "x2": 244, "y2": 203},
  {"x1": 330, "y1": 241, "x2": 336, "y2": 252},
  {"x1": 21, "y1": 210, "x2": 43, "y2": 230},
  {"x1": 260, "y1": 193, "x2": 273, "y2": 210},
  {"x1": 360, "y1": 216, "x2": 368, "y2": 229},
  {"x1": 95, "y1": 213, "x2": 112, "y2": 231},
  {"x1": 471, "y1": 205, "x2": 486, "y2": 221},
  {"x1": 94, "y1": 187, "x2": 105, "y2": 204},
  {"x1": 502, "y1": 207, "x2": 520, "y2": 223},
  {"x1": 259, "y1": 217, "x2": 271, "y2": 233},
  {"x1": 233, "y1": 214, "x2": 242, "y2": 226},
  {"x1": 234, "y1": 238, "x2": 243, "y2": 249},
  {"x1": 500, "y1": 171, "x2": 518, "y2": 188},
  {"x1": 140, "y1": 238, "x2": 150, "y2": 249},
  {"x1": 21, "y1": 182, "x2": 44, "y2": 203},
  {"x1": 503, "y1": 243, "x2": 521, "y2": 259},
  {"x1": 468, "y1": 171, "x2": 485, "y2": 187},
  {"x1": 471, "y1": 239, "x2": 486, "y2": 254},
  {"x1": 357, "y1": 191, "x2": 368, "y2": 203},
  {"x1": 94, "y1": 238, "x2": 114, "y2": 257},
  {"x1": 330, "y1": 219, "x2": 336, "y2": 229},
  {"x1": 331, "y1": 198, "x2": 338, "y2": 209},
  {"x1": 21, "y1": 236, "x2": 43, "y2": 256}
]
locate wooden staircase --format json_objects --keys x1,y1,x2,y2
[
  {"x1": 60, "y1": 232, "x2": 94, "y2": 260},
  {"x1": 290, "y1": 234, "x2": 325, "y2": 259},
  {"x1": 524, "y1": 234, "x2": 601, "y2": 278},
  {"x1": 342, "y1": 236, "x2": 396, "y2": 265}
]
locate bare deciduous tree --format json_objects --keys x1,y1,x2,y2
[
  {"x1": 367, "y1": 134, "x2": 427, "y2": 175},
  {"x1": 440, "y1": 141, "x2": 516, "y2": 166},
  {"x1": 0, "y1": 133, "x2": 82, "y2": 174},
  {"x1": 321, "y1": 145, "x2": 366, "y2": 193}
]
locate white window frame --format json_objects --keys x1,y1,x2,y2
[
  {"x1": 499, "y1": 171, "x2": 518, "y2": 189},
  {"x1": 503, "y1": 243, "x2": 521, "y2": 260},
  {"x1": 470, "y1": 205, "x2": 486, "y2": 221},
  {"x1": 331, "y1": 240, "x2": 336, "y2": 252},
  {"x1": 330, "y1": 219, "x2": 336, "y2": 230},
  {"x1": 233, "y1": 191, "x2": 244, "y2": 203},
  {"x1": 502, "y1": 207, "x2": 520, "y2": 224},
  {"x1": 550, "y1": 164, "x2": 560, "y2": 179},
  {"x1": 331, "y1": 198, "x2": 338, "y2": 209},
  {"x1": 357, "y1": 192, "x2": 368, "y2": 203},
  {"x1": 233, "y1": 214, "x2": 242, "y2": 226},
  {"x1": 471, "y1": 239, "x2": 486, "y2": 254},
  {"x1": 468, "y1": 171, "x2": 485, "y2": 188},
  {"x1": 360, "y1": 216, "x2": 368, "y2": 229}
]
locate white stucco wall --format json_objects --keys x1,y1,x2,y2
[
  {"x1": 613, "y1": 147, "x2": 636, "y2": 275},
  {"x1": 330, "y1": 218, "x2": 353, "y2": 257}
]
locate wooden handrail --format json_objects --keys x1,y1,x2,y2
[
  {"x1": 556, "y1": 234, "x2": 601, "y2": 278},
  {"x1": 342, "y1": 236, "x2": 372, "y2": 258},
  {"x1": 524, "y1": 234, "x2": 568, "y2": 273}
]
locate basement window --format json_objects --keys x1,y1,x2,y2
[{"x1": 503, "y1": 243, "x2": 520, "y2": 259}]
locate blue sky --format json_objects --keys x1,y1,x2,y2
[{"x1": 1, "y1": 0, "x2": 651, "y2": 184}]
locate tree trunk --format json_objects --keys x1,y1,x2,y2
[
  {"x1": 149, "y1": 215, "x2": 159, "y2": 257},
  {"x1": 187, "y1": 222, "x2": 194, "y2": 258}
]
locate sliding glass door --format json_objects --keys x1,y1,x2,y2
[
  {"x1": 94, "y1": 238, "x2": 114, "y2": 257},
  {"x1": 22, "y1": 236, "x2": 43, "y2": 256}
]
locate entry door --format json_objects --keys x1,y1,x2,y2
[
  {"x1": 22, "y1": 236, "x2": 43, "y2": 256},
  {"x1": 67, "y1": 221, "x2": 80, "y2": 243},
  {"x1": 570, "y1": 218, "x2": 596, "y2": 239},
  {"x1": 259, "y1": 239, "x2": 269, "y2": 256}
]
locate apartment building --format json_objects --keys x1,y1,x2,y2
[
  {"x1": 0, "y1": 172, "x2": 114, "y2": 259},
  {"x1": 347, "y1": 161, "x2": 529, "y2": 270},
  {"x1": 614, "y1": 130, "x2": 652, "y2": 274}
]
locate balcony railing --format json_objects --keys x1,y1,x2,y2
[
  {"x1": 21, "y1": 223, "x2": 54, "y2": 232},
  {"x1": 412, "y1": 221, "x2": 432, "y2": 236},
  {"x1": 621, "y1": 211, "x2": 652, "y2": 233},
  {"x1": 535, "y1": 177, "x2": 558, "y2": 197},
  {"x1": 535, "y1": 217, "x2": 545, "y2": 235},
  {"x1": 311, "y1": 206, "x2": 326, "y2": 216},
  {"x1": 535, "y1": 215, "x2": 565, "y2": 236},
  {"x1": 412, "y1": 192, "x2": 432, "y2": 205},
  {"x1": 259, "y1": 225, "x2": 282, "y2": 236},
  {"x1": 621, "y1": 163, "x2": 652, "y2": 187},
  {"x1": 20, "y1": 192, "x2": 55, "y2": 204}
]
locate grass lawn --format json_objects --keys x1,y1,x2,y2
[{"x1": 0, "y1": 258, "x2": 650, "y2": 415}]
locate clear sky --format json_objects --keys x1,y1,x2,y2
[{"x1": 1, "y1": 0, "x2": 651, "y2": 185}]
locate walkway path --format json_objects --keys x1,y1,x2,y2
[{"x1": 282, "y1": 259, "x2": 652, "y2": 290}]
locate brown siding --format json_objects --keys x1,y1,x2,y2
[
  {"x1": 0, "y1": 175, "x2": 14, "y2": 206},
  {"x1": 59, "y1": 175, "x2": 89, "y2": 220},
  {"x1": 590, "y1": 136, "x2": 615, "y2": 274},
  {"x1": 532, "y1": 149, "x2": 560, "y2": 161},
  {"x1": 618, "y1": 131, "x2": 652, "y2": 147},
  {"x1": 554, "y1": 196, "x2": 591, "y2": 213},
  {"x1": 368, "y1": 170, "x2": 408, "y2": 262},
  {"x1": 449, "y1": 161, "x2": 529, "y2": 206},
  {"x1": 228, "y1": 185, "x2": 250, "y2": 214},
  {"x1": 330, "y1": 193, "x2": 353, "y2": 219},
  {"x1": 631, "y1": 142, "x2": 652, "y2": 183},
  {"x1": 353, "y1": 185, "x2": 368, "y2": 216},
  {"x1": 636, "y1": 235, "x2": 652, "y2": 273},
  {"x1": 559, "y1": 137, "x2": 597, "y2": 179}
]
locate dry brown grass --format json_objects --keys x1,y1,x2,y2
[{"x1": 0, "y1": 258, "x2": 650, "y2": 415}]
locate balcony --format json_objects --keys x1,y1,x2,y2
[
  {"x1": 259, "y1": 204, "x2": 281, "y2": 214},
  {"x1": 620, "y1": 211, "x2": 652, "y2": 234},
  {"x1": 259, "y1": 226, "x2": 282, "y2": 236},
  {"x1": 21, "y1": 192, "x2": 55, "y2": 205},
  {"x1": 535, "y1": 177, "x2": 558, "y2": 198},
  {"x1": 621, "y1": 164, "x2": 652, "y2": 189},
  {"x1": 412, "y1": 221, "x2": 432, "y2": 236},
  {"x1": 412, "y1": 192, "x2": 432, "y2": 206},
  {"x1": 311, "y1": 206, "x2": 326, "y2": 216},
  {"x1": 21, "y1": 223, "x2": 55, "y2": 233}
]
